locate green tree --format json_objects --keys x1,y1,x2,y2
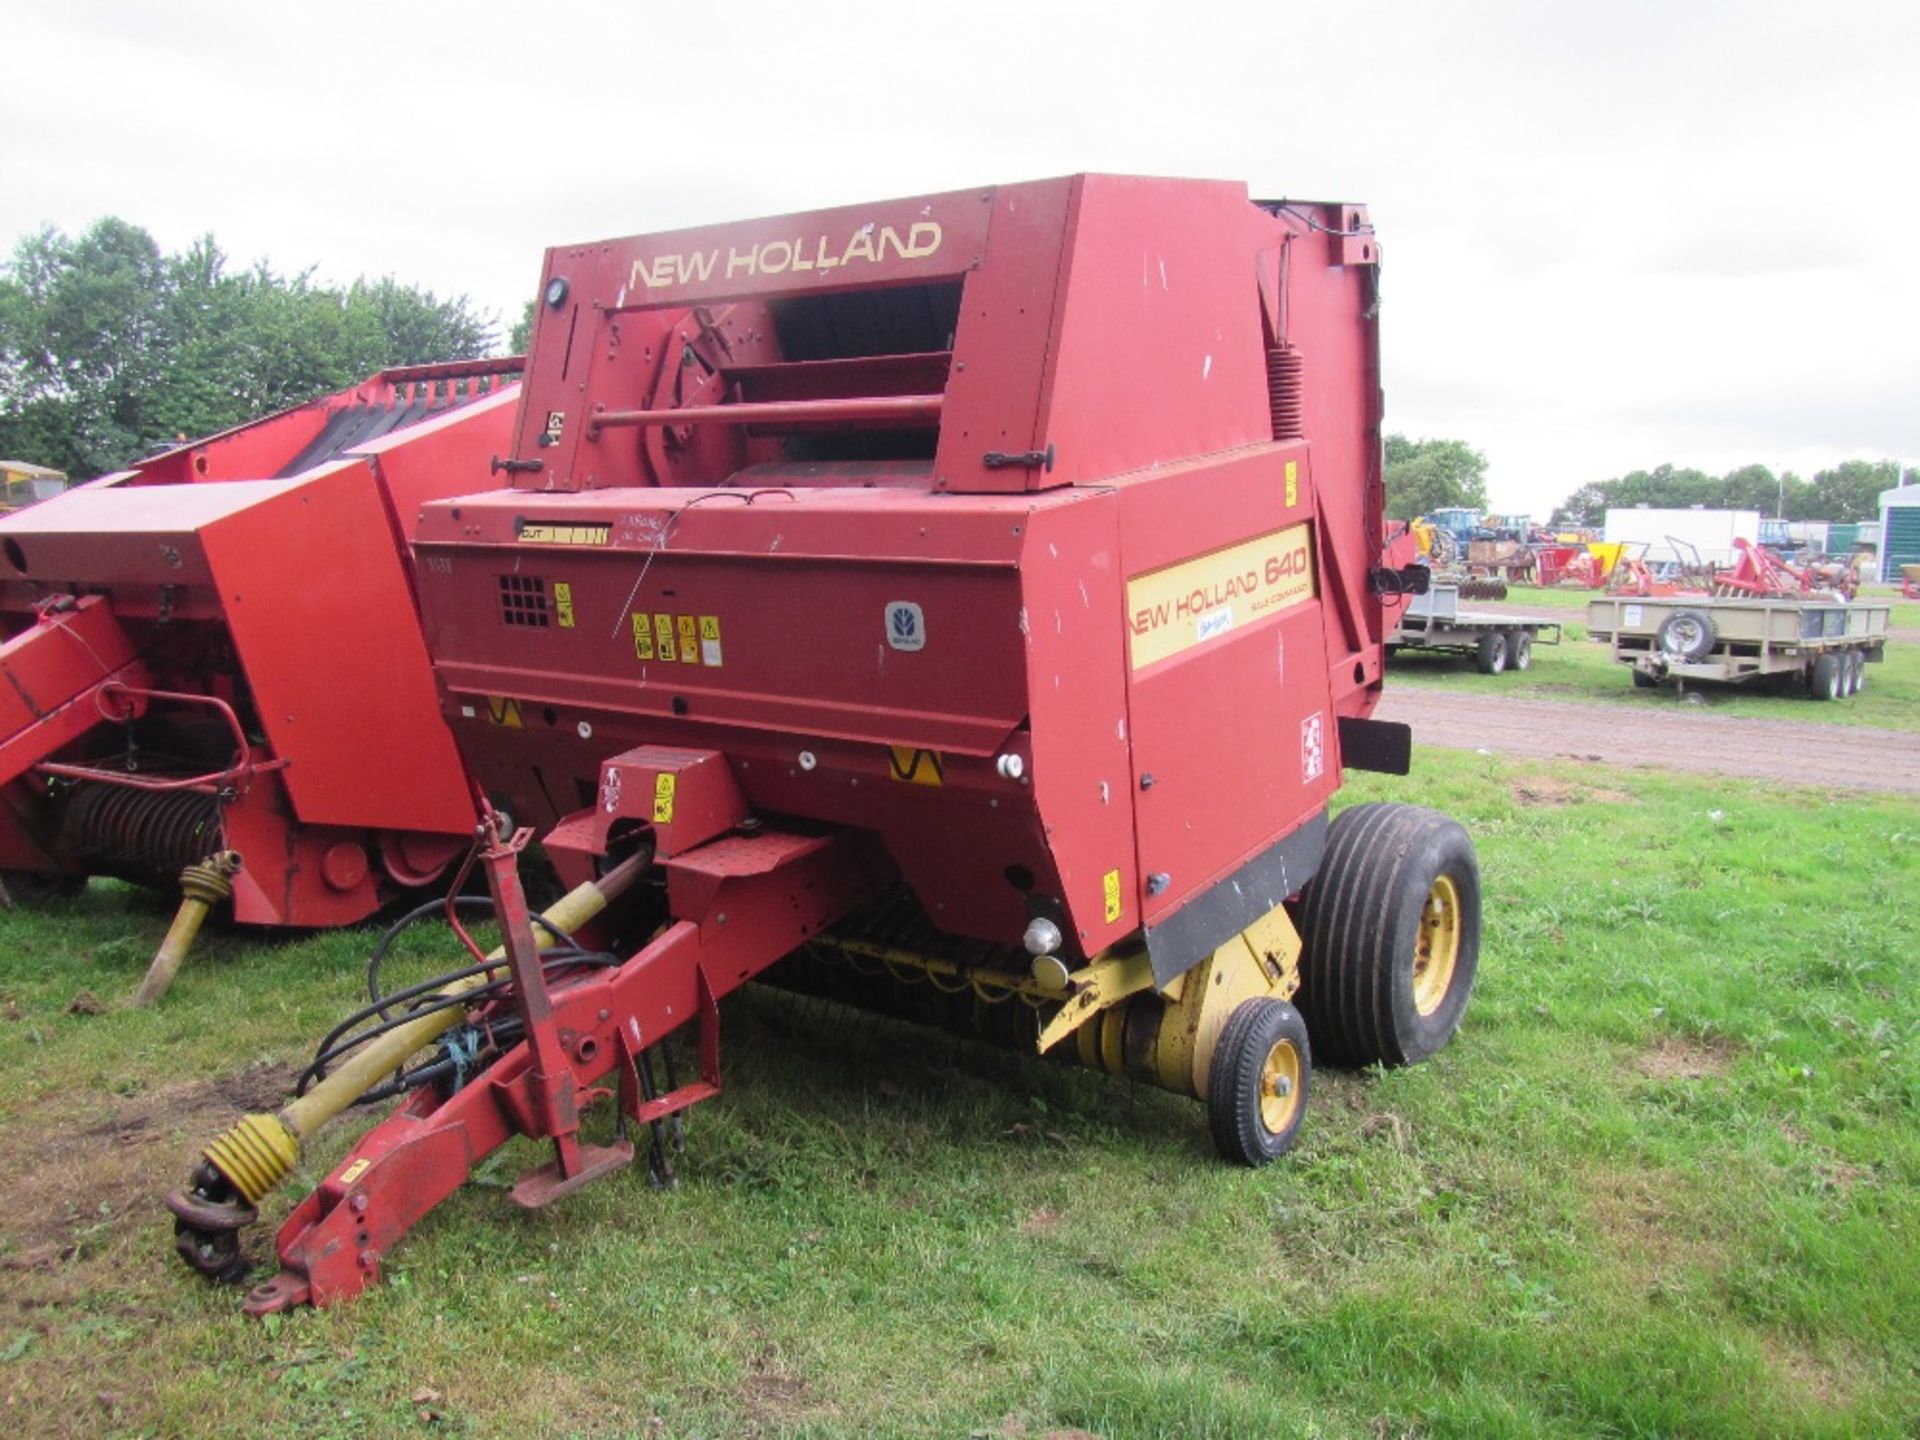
[
  {"x1": 1384, "y1": 434, "x2": 1489, "y2": 520},
  {"x1": 0, "y1": 219, "x2": 499, "y2": 477},
  {"x1": 1804, "y1": 459, "x2": 1901, "y2": 521},
  {"x1": 508, "y1": 298, "x2": 535, "y2": 355}
]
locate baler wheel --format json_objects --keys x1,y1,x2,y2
[
  {"x1": 0, "y1": 871, "x2": 87, "y2": 907},
  {"x1": 1296, "y1": 803, "x2": 1480, "y2": 1068},
  {"x1": 1474, "y1": 630, "x2": 1508, "y2": 674},
  {"x1": 1206, "y1": 998, "x2": 1311, "y2": 1166}
]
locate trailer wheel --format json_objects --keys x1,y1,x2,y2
[
  {"x1": 1297, "y1": 803, "x2": 1481, "y2": 1069},
  {"x1": 1655, "y1": 608, "x2": 1717, "y2": 663},
  {"x1": 1475, "y1": 630, "x2": 1508, "y2": 674},
  {"x1": 1207, "y1": 997, "x2": 1311, "y2": 1166},
  {"x1": 1851, "y1": 650, "x2": 1867, "y2": 695},
  {"x1": 1810, "y1": 653, "x2": 1843, "y2": 701},
  {"x1": 1509, "y1": 629, "x2": 1533, "y2": 671}
]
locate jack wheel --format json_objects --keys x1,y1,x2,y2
[
  {"x1": 1298, "y1": 803, "x2": 1481, "y2": 1068},
  {"x1": 1475, "y1": 630, "x2": 1508, "y2": 674},
  {"x1": 1207, "y1": 997, "x2": 1311, "y2": 1166}
]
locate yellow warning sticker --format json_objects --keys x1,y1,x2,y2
[
  {"x1": 340, "y1": 1158, "x2": 371, "y2": 1186},
  {"x1": 1285, "y1": 459, "x2": 1299, "y2": 509},
  {"x1": 654, "y1": 613, "x2": 675, "y2": 659},
  {"x1": 553, "y1": 581, "x2": 575, "y2": 628},
  {"x1": 1125, "y1": 522, "x2": 1316, "y2": 670},
  {"x1": 652, "y1": 772, "x2": 676, "y2": 824},
  {"x1": 676, "y1": 614, "x2": 699, "y2": 664},
  {"x1": 484, "y1": 696, "x2": 524, "y2": 727},
  {"x1": 887, "y1": 746, "x2": 945, "y2": 786},
  {"x1": 519, "y1": 522, "x2": 611, "y2": 546},
  {"x1": 699, "y1": 614, "x2": 723, "y2": 667},
  {"x1": 1102, "y1": 869, "x2": 1123, "y2": 924},
  {"x1": 632, "y1": 613, "x2": 654, "y2": 660}
]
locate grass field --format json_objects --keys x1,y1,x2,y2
[
  {"x1": 1, "y1": 751, "x2": 1917, "y2": 1437},
  {"x1": 1494, "y1": 583, "x2": 1920, "y2": 631},
  {"x1": 1389, "y1": 597, "x2": 1920, "y2": 730}
]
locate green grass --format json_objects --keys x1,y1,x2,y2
[
  {"x1": 1390, "y1": 609, "x2": 1920, "y2": 730},
  {"x1": 1502, "y1": 584, "x2": 1920, "y2": 630},
  {"x1": 1, "y1": 754, "x2": 1917, "y2": 1437}
]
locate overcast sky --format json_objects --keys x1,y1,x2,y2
[{"x1": 5, "y1": 0, "x2": 1915, "y2": 513}]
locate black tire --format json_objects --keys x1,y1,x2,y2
[
  {"x1": 1852, "y1": 650, "x2": 1867, "y2": 695},
  {"x1": 1809, "y1": 653, "x2": 1842, "y2": 701},
  {"x1": 1631, "y1": 667, "x2": 1659, "y2": 689},
  {"x1": 1475, "y1": 630, "x2": 1508, "y2": 675},
  {"x1": 0, "y1": 870, "x2": 87, "y2": 907},
  {"x1": 1207, "y1": 997, "x2": 1311, "y2": 1166},
  {"x1": 1509, "y1": 629, "x2": 1533, "y2": 671},
  {"x1": 1298, "y1": 803, "x2": 1480, "y2": 1068},
  {"x1": 1655, "y1": 608, "x2": 1717, "y2": 662}
]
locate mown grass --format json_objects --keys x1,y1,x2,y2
[
  {"x1": 1389, "y1": 604, "x2": 1920, "y2": 730},
  {"x1": 0, "y1": 752, "x2": 1916, "y2": 1437},
  {"x1": 1496, "y1": 583, "x2": 1920, "y2": 630}
]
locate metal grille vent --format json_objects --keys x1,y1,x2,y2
[{"x1": 499, "y1": 574, "x2": 552, "y2": 628}]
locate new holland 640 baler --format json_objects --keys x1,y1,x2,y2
[
  {"x1": 0, "y1": 361, "x2": 521, "y2": 999},
  {"x1": 173, "y1": 176, "x2": 1481, "y2": 1313}
]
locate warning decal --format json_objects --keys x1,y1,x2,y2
[
  {"x1": 484, "y1": 696, "x2": 524, "y2": 727},
  {"x1": 652, "y1": 773, "x2": 676, "y2": 824},
  {"x1": 1125, "y1": 522, "x2": 1315, "y2": 670},
  {"x1": 676, "y1": 615, "x2": 698, "y2": 664},
  {"x1": 699, "y1": 615, "x2": 723, "y2": 667},
  {"x1": 887, "y1": 746, "x2": 944, "y2": 786},
  {"x1": 632, "y1": 613, "x2": 654, "y2": 660},
  {"x1": 1102, "y1": 869, "x2": 1123, "y2": 925},
  {"x1": 553, "y1": 581, "x2": 576, "y2": 628}
]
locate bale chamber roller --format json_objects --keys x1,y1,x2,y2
[
  {"x1": 174, "y1": 177, "x2": 1480, "y2": 1313},
  {"x1": 0, "y1": 361, "x2": 523, "y2": 999}
]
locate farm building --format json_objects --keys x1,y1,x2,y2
[{"x1": 1881, "y1": 483, "x2": 1920, "y2": 583}]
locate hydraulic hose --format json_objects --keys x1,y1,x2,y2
[{"x1": 183, "y1": 849, "x2": 651, "y2": 1215}]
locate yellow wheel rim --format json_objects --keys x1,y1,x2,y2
[
  {"x1": 1413, "y1": 873, "x2": 1462, "y2": 1017},
  {"x1": 1258, "y1": 1038, "x2": 1303, "y2": 1135}
]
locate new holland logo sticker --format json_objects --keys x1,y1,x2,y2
[{"x1": 885, "y1": 601, "x2": 926, "y2": 652}]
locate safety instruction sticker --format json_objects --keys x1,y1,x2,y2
[
  {"x1": 1301, "y1": 711, "x2": 1325, "y2": 784},
  {"x1": 652, "y1": 773, "x2": 676, "y2": 824},
  {"x1": 484, "y1": 696, "x2": 524, "y2": 727},
  {"x1": 1285, "y1": 459, "x2": 1299, "y2": 509},
  {"x1": 553, "y1": 581, "x2": 575, "y2": 628},
  {"x1": 1102, "y1": 869, "x2": 1123, "y2": 924},
  {"x1": 633, "y1": 612, "x2": 727, "y2": 667},
  {"x1": 1125, "y1": 522, "x2": 1315, "y2": 669}
]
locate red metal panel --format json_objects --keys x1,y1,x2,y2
[
  {"x1": 1037, "y1": 177, "x2": 1272, "y2": 487},
  {"x1": 198, "y1": 463, "x2": 473, "y2": 836}
]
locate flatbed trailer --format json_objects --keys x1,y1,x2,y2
[
  {"x1": 1586, "y1": 595, "x2": 1889, "y2": 699},
  {"x1": 1388, "y1": 584, "x2": 1561, "y2": 674}
]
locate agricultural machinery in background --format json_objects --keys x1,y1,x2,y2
[
  {"x1": 0, "y1": 360, "x2": 521, "y2": 1001},
  {"x1": 170, "y1": 175, "x2": 1483, "y2": 1314}
]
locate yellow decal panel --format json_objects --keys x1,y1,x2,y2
[
  {"x1": 484, "y1": 696, "x2": 524, "y2": 728},
  {"x1": 631, "y1": 613, "x2": 654, "y2": 660},
  {"x1": 887, "y1": 746, "x2": 944, "y2": 786},
  {"x1": 1284, "y1": 460, "x2": 1299, "y2": 509},
  {"x1": 653, "y1": 613, "x2": 675, "y2": 659},
  {"x1": 1125, "y1": 523, "x2": 1315, "y2": 670},
  {"x1": 340, "y1": 1158, "x2": 371, "y2": 1186},
  {"x1": 676, "y1": 615, "x2": 699, "y2": 664},
  {"x1": 699, "y1": 615, "x2": 723, "y2": 667},
  {"x1": 652, "y1": 773, "x2": 676, "y2": 824},
  {"x1": 1102, "y1": 869, "x2": 1123, "y2": 925},
  {"x1": 553, "y1": 581, "x2": 575, "y2": 628},
  {"x1": 519, "y1": 523, "x2": 610, "y2": 546}
]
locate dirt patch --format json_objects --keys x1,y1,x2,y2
[
  {"x1": 1581, "y1": 1166, "x2": 1725, "y2": 1292},
  {"x1": 1760, "y1": 1334, "x2": 1858, "y2": 1411},
  {"x1": 1637, "y1": 1035, "x2": 1732, "y2": 1081},
  {"x1": 1020, "y1": 1206, "x2": 1063, "y2": 1237},
  {"x1": 1510, "y1": 775, "x2": 1635, "y2": 806},
  {"x1": 1377, "y1": 689, "x2": 1920, "y2": 795}
]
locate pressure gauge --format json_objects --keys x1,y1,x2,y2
[{"x1": 544, "y1": 276, "x2": 570, "y2": 308}]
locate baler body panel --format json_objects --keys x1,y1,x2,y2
[
  {"x1": 0, "y1": 366, "x2": 517, "y2": 924},
  {"x1": 415, "y1": 175, "x2": 1387, "y2": 971}
]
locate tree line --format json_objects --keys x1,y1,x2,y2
[
  {"x1": 1385, "y1": 435, "x2": 1912, "y2": 526},
  {"x1": 0, "y1": 218, "x2": 501, "y2": 478}
]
